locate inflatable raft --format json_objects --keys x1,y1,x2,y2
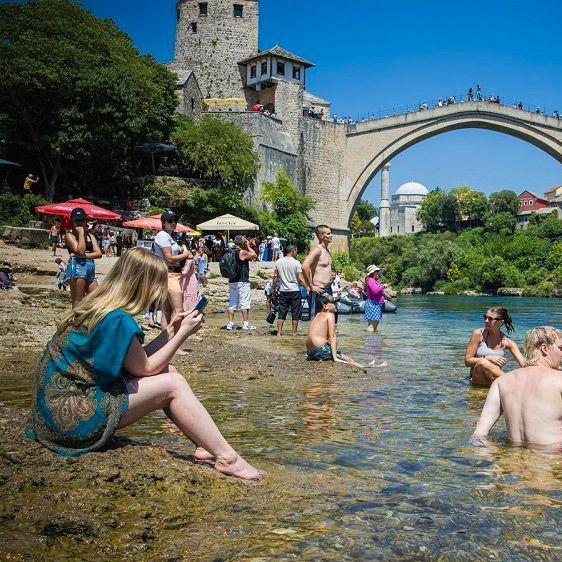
[{"x1": 336, "y1": 296, "x2": 397, "y2": 314}]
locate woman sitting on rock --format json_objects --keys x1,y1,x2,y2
[
  {"x1": 464, "y1": 306, "x2": 526, "y2": 387},
  {"x1": 26, "y1": 247, "x2": 262, "y2": 480}
]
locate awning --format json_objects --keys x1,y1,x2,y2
[
  {"x1": 35, "y1": 198, "x2": 122, "y2": 221},
  {"x1": 123, "y1": 214, "x2": 200, "y2": 235},
  {"x1": 196, "y1": 213, "x2": 259, "y2": 232}
]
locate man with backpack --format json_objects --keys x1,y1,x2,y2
[{"x1": 220, "y1": 235, "x2": 257, "y2": 330}]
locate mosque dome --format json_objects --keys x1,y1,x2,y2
[{"x1": 394, "y1": 181, "x2": 429, "y2": 196}]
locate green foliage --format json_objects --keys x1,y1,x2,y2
[
  {"x1": 416, "y1": 188, "x2": 446, "y2": 232},
  {"x1": 349, "y1": 211, "x2": 562, "y2": 295},
  {"x1": 449, "y1": 186, "x2": 489, "y2": 222},
  {"x1": 172, "y1": 115, "x2": 259, "y2": 189},
  {"x1": 331, "y1": 252, "x2": 361, "y2": 281},
  {"x1": 260, "y1": 169, "x2": 315, "y2": 251},
  {"x1": 484, "y1": 211, "x2": 516, "y2": 235},
  {"x1": 351, "y1": 201, "x2": 378, "y2": 238},
  {"x1": 488, "y1": 190, "x2": 520, "y2": 216},
  {"x1": 1, "y1": 0, "x2": 177, "y2": 200},
  {"x1": 0, "y1": 193, "x2": 47, "y2": 227}
]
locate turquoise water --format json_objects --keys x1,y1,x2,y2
[
  {"x1": 134, "y1": 295, "x2": 562, "y2": 559},
  {"x1": 5, "y1": 296, "x2": 562, "y2": 559}
]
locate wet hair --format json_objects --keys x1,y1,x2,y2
[
  {"x1": 524, "y1": 326, "x2": 562, "y2": 366},
  {"x1": 488, "y1": 306, "x2": 515, "y2": 333},
  {"x1": 318, "y1": 294, "x2": 334, "y2": 309},
  {"x1": 315, "y1": 224, "x2": 330, "y2": 238}
]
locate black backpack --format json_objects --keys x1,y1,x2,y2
[{"x1": 219, "y1": 249, "x2": 241, "y2": 280}]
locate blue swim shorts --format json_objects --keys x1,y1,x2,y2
[
  {"x1": 65, "y1": 256, "x2": 96, "y2": 283},
  {"x1": 306, "y1": 342, "x2": 342, "y2": 362}
]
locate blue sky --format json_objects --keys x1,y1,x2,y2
[{"x1": 10, "y1": 0, "x2": 561, "y2": 205}]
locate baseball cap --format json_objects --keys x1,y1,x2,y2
[
  {"x1": 161, "y1": 210, "x2": 178, "y2": 223},
  {"x1": 70, "y1": 207, "x2": 87, "y2": 222}
]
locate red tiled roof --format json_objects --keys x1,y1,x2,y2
[{"x1": 544, "y1": 185, "x2": 562, "y2": 194}]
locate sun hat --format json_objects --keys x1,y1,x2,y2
[{"x1": 366, "y1": 264, "x2": 381, "y2": 276}]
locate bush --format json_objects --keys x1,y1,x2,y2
[
  {"x1": 523, "y1": 282, "x2": 556, "y2": 298},
  {"x1": 0, "y1": 193, "x2": 47, "y2": 227}
]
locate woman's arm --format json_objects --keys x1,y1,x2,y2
[
  {"x1": 181, "y1": 258, "x2": 194, "y2": 276},
  {"x1": 367, "y1": 278, "x2": 384, "y2": 297},
  {"x1": 162, "y1": 245, "x2": 188, "y2": 266},
  {"x1": 86, "y1": 234, "x2": 102, "y2": 259},
  {"x1": 124, "y1": 310, "x2": 203, "y2": 376},
  {"x1": 505, "y1": 338, "x2": 526, "y2": 367},
  {"x1": 464, "y1": 330, "x2": 482, "y2": 368},
  {"x1": 65, "y1": 230, "x2": 87, "y2": 256}
]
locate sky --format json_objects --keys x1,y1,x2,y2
[{"x1": 9, "y1": 0, "x2": 562, "y2": 205}]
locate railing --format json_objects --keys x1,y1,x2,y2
[{"x1": 332, "y1": 94, "x2": 561, "y2": 126}]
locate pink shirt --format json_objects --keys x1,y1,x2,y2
[{"x1": 366, "y1": 278, "x2": 385, "y2": 303}]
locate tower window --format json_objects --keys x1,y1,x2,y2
[
  {"x1": 411, "y1": 224, "x2": 415, "y2": 232},
  {"x1": 261, "y1": 61, "x2": 268, "y2": 75},
  {"x1": 198, "y1": 2, "x2": 208, "y2": 16},
  {"x1": 276, "y1": 61, "x2": 285, "y2": 76},
  {"x1": 292, "y1": 66, "x2": 301, "y2": 80},
  {"x1": 250, "y1": 64, "x2": 257, "y2": 79},
  {"x1": 191, "y1": 22, "x2": 197, "y2": 33},
  {"x1": 191, "y1": 98, "x2": 195, "y2": 111},
  {"x1": 233, "y1": 4, "x2": 243, "y2": 17}
]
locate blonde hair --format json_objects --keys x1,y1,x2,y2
[
  {"x1": 58, "y1": 248, "x2": 168, "y2": 334},
  {"x1": 524, "y1": 326, "x2": 562, "y2": 366}
]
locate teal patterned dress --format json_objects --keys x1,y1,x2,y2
[{"x1": 26, "y1": 309, "x2": 144, "y2": 457}]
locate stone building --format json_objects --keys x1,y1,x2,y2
[
  {"x1": 168, "y1": 0, "x2": 343, "y2": 233},
  {"x1": 378, "y1": 165, "x2": 428, "y2": 237}
]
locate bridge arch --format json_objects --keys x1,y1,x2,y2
[{"x1": 343, "y1": 103, "x2": 562, "y2": 225}]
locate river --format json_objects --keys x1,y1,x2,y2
[{"x1": 3, "y1": 295, "x2": 562, "y2": 559}]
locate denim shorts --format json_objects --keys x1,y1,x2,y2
[{"x1": 65, "y1": 256, "x2": 96, "y2": 283}]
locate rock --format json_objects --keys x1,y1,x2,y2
[
  {"x1": 400, "y1": 287, "x2": 423, "y2": 295},
  {"x1": 427, "y1": 291, "x2": 445, "y2": 295},
  {"x1": 497, "y1": 287, "x2": 524, "y2": 297}
]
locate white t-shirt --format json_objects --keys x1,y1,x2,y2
[
  {"x1": 153, "y1": 230, "x2": 180, "y2": 262},
  {"x1": 271, "y1": 236, "x2": 280, "y2": 250},
  {"x1": 275, "y1": 256, "x2": 302, "y2": 292}
]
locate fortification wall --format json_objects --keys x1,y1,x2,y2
[{"x1": 302, "y1": 117, "x2": 349, "y2": 250}]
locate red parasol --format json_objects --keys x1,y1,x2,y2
[
  {"x1": 35, "y1": 198, "x2": 122, "y2": 221},
  {"x1": 122, "y1": 214, "x2": 200, "y2": 235}
]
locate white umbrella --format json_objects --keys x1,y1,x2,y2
[{"x1": 196, "y1": 213, "x2": 259, "y2": 243}]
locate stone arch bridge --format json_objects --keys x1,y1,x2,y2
[{"x1": 305, "y1": 101, "x2": 562, "y2": 249}]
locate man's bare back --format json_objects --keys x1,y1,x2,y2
[{"x1": 474, "y1": 328, "x2": 562, "y2": 447}]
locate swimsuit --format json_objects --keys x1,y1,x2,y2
[
  {"x1": 306, "y1": 342, "x2": 342, "y2": 362},
  {"x1": 476, "y1": 329, "x2": 505, "y2": 357}
]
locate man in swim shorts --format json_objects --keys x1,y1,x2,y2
[
  {"x1": 473, "y1": 326, "x2": 562, "y2": 447},
  {"x1": 306, "y1": 295, "x2": 378, "y2": 369}
]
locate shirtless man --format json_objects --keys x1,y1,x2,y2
[
  {"x1": 473, "y1": 326, "x2": 562, "y2": 447},
  {"x1": 302, "y1": 224, "x2": 333, "y2": 319},
  {"x1": 306, "y1": 295, "x2": 380, "y2": 369}
]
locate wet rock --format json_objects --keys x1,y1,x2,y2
[{"x1": 41, "y1": 515, "x2": 99, "y2": 538}]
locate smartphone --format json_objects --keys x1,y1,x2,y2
[{"x1": 193, "y1": 295, "x2": 208, "y2": 312}]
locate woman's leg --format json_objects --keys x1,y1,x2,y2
[
  {"x1": 119, "y1": 372, "x2": 262, "y2": 480},
  {"x1": 367, "y1": 321, "x2": 379, "y2": 332},
  {"x1": 69, "y1": 277, "x2": 87, "y2": 307},
  {"x1": 87, "y1": 279, "x2": 98, "y2": 295},
  {"x1": 470, "y1": 358, "x2": 503, "y2": 387}
]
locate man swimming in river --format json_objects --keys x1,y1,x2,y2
[
  {"x1": 473, "y1": 326, "x2": 562, "y2": 448},
  {"x1": 306, "y1": 295, "x2": 382, "y2": 369}
]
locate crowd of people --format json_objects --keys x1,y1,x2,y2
[{"x1": 20, "y1": 207, "x2": 562, "y2": 482}]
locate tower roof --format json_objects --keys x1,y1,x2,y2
[{"x1": 238, "y1": 45, "x2": 314, "y2": 67}]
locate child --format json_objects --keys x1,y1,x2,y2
[
  {"x1": 0, "y1": 266, "x2": 17, "y2": 290},
  {"x1": 196, "y1": 247, "x2": 208, "y2": 287},
  {"x1": 55, "y1": 257, "x2": 67, "y2": 291}
]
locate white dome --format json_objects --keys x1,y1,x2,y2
[{"x1": 394, "y1": 181, "x2": 428, "y2": 196}]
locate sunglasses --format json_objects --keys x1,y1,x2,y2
[{"x1": 483, "y1": 314, "x2": 502, "y2": 322}]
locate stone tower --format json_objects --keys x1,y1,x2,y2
[
  {"x1": 174, "y1": 0, "x2": 259, "y2": 99},
  {"x1": 379, "y1": 163, "x2": 391, "y2": 237}
]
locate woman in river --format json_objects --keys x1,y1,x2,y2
[
  {"x1": 64, "y1": 207, "x2": 102, "y2": 307},
  {"x1": 464, "y1": 306, "x2": 526, "y2": 386},
  {"x1": 26, "y1": 248, "x2": 261, "y2": 480},
  {"x1": 364, "y1": 265, "x2": 387, "y2": 332}
]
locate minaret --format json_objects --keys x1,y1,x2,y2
[{"x1": 379, "y1": 163, "x2": 391, "y2": 237}]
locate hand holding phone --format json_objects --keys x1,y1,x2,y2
[{"x1": 193, "y1": 295, "x2": 208, "y2": 312}]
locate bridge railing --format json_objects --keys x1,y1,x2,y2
[{"x1": 336, "y1": 95, "x2": 561, "y2": 126}]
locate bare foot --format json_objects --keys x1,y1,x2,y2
[
  {"x1": 215, "y1": 453, "x2": 264, "y2": 481},
  {"x1": 175, "y1": 349, "x2": 189, "y2": 356},
  {"x1": 368, "y1": 359, "x2": 387, "y2": 368},
  {"x1": 194, "y1": 447, "x2": 215, "y2": 461}
]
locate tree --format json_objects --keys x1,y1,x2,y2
[
  {"x1": 417, "y1": 188, "x2": 445, "y2": 232},
  {"x1": 261, "y1": 168, "x2": 316, "y2": 250},
  {"x1": 488, "y1": 190, "x2": 520, "y2": 217},
  {"x1": 450, "y1": 186, "x2": 489, "y2": 223},
  {"x1": 356, "y1": 200, "x2": 378, "y2": 221},
  {"x1": 441, "y1": 192, "x2": 461, "y2": 231},
  {"x1": 0, "y1": 0, "x2": 178, "y2": 200},
  {"x1": 350, "y1": 199, "x2": 378, "y2": 237},
  {"x1": 172, "y1": 115, "x2": 259, "y2": 189},
  {"x1": 484, "y1": 211, "x2": 516, "y2": 235}
]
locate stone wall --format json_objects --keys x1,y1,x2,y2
[
  {"x1": 301, "y1": 118, "x2": 349, "y2": 251},
  {"x1": 178, "y1": 74, "x2": 204, "y2": 119},
  {"x1": 174, "y1": 0, "x2": 258, "y2": 99}
]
